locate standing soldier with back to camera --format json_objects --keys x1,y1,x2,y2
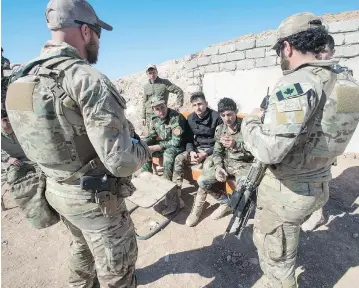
[
  {"x1": 241, "y1": 12, "x2": 359, "y2": 288},
  {"x1": 5, "y1": 0, "x2": 150, "y2": 287}
]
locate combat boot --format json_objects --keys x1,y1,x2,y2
[
  {"x1": 162, "y1": 188, "x2": 180, "y2": 215},
  {"x1": 301, "y1": 208, "x2": 325, "y2": 232},
  {"x1": 211, "y1": 203, "x2": 231, "y2": 220},
  {"x1": 186, "y1": 188, "x2": 207, "y2": 227}
]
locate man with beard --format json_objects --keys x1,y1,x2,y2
[
  {"x1": 5, "y1": 0, "x2": 150, "y2": 287},
  {"x1": 241, "y1": 13, "x2": 359, "y2": 288},
  {"x1": 191, "y1": 98, "x2": 253, "y2": 225}
]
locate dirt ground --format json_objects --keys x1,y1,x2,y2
[{"x1": 1, "y1": 156, "x2": 358, "y2": 288}]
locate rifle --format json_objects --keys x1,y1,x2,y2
[{"x1": 223, "y1": 160, "x2": 268, "y2": 239}]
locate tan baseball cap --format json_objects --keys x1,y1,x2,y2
[
  {"x1": 272, "y1": 12, "x2": 323, "y2": 50},
  {"x1": 45, "y1": 0, "x2": 113, "y2": 32},
  {"x1": 146, "y1": 64, "x2": 157, "y2": 71}
]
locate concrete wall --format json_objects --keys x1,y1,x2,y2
[{"x1": 184, "y1": 18, "x2": 359, "y2": 153}]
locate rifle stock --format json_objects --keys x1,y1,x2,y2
[{"x1": 223, "y1": 160, "x2": 268, "y2": 239}]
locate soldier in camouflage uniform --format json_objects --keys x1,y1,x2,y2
[
  {"x1": 141, "y1": 98, "x2": 186, "y2": 215},
  {"x1": 242, "y1": 13, "x2": 359, "y2": 288},
  {"x1": 5, "y1": 1, "x2": 150, "y2": 287},
  {"x1": 142, "y1": 64, "x2": 184, "y2": 131},
  {"x1": 186, "y1": 98, "x2": 254, "y2": 227},
  {"x1": 1, "y1": 109, "x2": 35, "y2": 184}
]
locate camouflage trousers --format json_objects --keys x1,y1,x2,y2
[
  {"x1": 141, "y1": 146, "x2": 184, "y2": 181},
  {"x1": 173, "y1": 149, "x2": 214, "y2": 188},
  {"x1": 197, "y1": 164, "x2": 250, "y2": 203},
  {"x1": 253, "y1": 174, "x2": 329, "y2": 288},
  {"x1": 45, "y1": 178, "x2": 138, "y2": 288},
  {"x1": 5, "y1": 162, "x2": 35, "y2": 184}
]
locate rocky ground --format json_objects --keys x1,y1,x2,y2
[{"x1": 1, "y1": 155, "x2": 358, "y2": 288}]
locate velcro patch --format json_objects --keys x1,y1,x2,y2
[
  {"x1": 276, "y1": 83, "x2": 303, "y2": 101},
  {"x1": 6, "y1": 82, "x2": 35, "y2": 111},
  {"x1": 336, "y1": 85, "x2": 359, "y2": 113},
  {"x1": 276, "y1": 98, "x2": 302, "y2": 113},
  {"x1": 172, "y1": 127, "x2": 182, "y2": 136}
]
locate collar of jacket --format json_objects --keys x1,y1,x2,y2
[
  {"x1": 282, "y1": 59, "x2": 338, "y2": 76},
  {"x1": 159, "y1": 108, "x2": 174, "y2": 124},
  {"x1": 149, "y1": 76, "x2": 162, "y2": 84},
  {"x1": 224, "y1": 117, "x2": 242, "y2": 135},
  {"x1": 40, "y1": 40, "x2": 89, "y2": 63},
  {"x1": 193, "y1": 108, "x2": 211, "y2": 124}
]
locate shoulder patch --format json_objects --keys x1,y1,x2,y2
[
  {"x1": 276, "y1": 98, "x2": 302, "y2": 113},
  {"x1": 276, "y1": 83, "x2": 303, "y2": 101},
  {"x1": 172, "y1": 127, "x2": 182, "y2": 136}
]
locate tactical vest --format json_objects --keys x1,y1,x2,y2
[
  {"x1": 275, "y1": 62, "x2": 359, "y2": 179},
  {"x1": 5, "y1": 56, "x2": 104, "y2": 183}
]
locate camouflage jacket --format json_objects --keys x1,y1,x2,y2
[
  {"x1": 142, "y1": 77, "x2": 183, "y2": 118},
  {"x1": 6, "y1": 41, "x2": 150, "y2": 181},
  {"x1": 213, "y1": 118, "x2": 254, "y2": 171},
  {"x1": 241, "y1": 60, "x2": 359, "y2": 182},
  {"x1": 144, "y1": 108, "x2": 186, "y2": 150}
]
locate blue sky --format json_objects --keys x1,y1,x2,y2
[{"x1": 1, "y1": 1, "x2": 358, "y2": 79}]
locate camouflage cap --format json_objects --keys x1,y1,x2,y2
[
  {"x1": 146, "y1": 64, "x2": 157, "y2": 71},
  {"x1": 151, "y1": 98, "x2": 165, "y2": 107},
  {"x1": 45, "y1": 0, "x2": 113, "y2": 32},
  {"x1": 272, "y1": 12, "x2": 323, "y2": 50}
]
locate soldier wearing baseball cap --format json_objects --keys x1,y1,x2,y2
[
  {"x1": 142, "y1": 63, "x2": 184, "y2": 130},
  {"x1": 5, "y1": 0, "x2": 150, "y2": 287},
  {"x1": 241, "y1": 12, "x2": 359, "y2": 288},
  {"x1": 141, "y1": 97, "x2": 187, "y2": 215}
]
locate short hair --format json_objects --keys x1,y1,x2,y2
[
  {"x1": 277, "y1": 25, "x2": 329, "y2": 55},
  {"x1": 327, "y1": 34, "x2": 335, "y2": 51},
  {"x1": 218, "y1": 97, "x2": 237, "y2": 113},
  {"x1": 190, "y1": 92, "x2": 206, "y2": 103},
  {"x1": 146, "y1": 67, "x2": 156, "y2": 73}
]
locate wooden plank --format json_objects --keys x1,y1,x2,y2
[{"x1": 129, "y1": 172, "x2": 176, "y2": 208}]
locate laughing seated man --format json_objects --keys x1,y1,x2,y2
[
  {"x1": 140, "y1": 97, "x2": 187, "y2": 215},
  {"x1": 186, "y1": 97, "x2": 254, "y2": 227},
  {"x1": 173, "y1": 92, "x2": 222, "y2": 207}
]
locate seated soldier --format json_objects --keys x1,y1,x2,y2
[
  {"x1": 186, "y1": 97, "x2": 254, "y2": 227},
  {"x1": 141, "y1": 97, "x2": 186, "y2": 215},
  {"x1": 1, "y1": 109, "x2": 35, "y2": 184},
  {"x1": 173, "y1": 92, "x2": 221, "y2": 201}
]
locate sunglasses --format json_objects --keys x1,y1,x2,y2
[
  {"x1": 74, "y1": 20, "x2": 101, "y2": 39},
  {"x1": 276, "y1": 42, "x2": 283, "y2": 57}
]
